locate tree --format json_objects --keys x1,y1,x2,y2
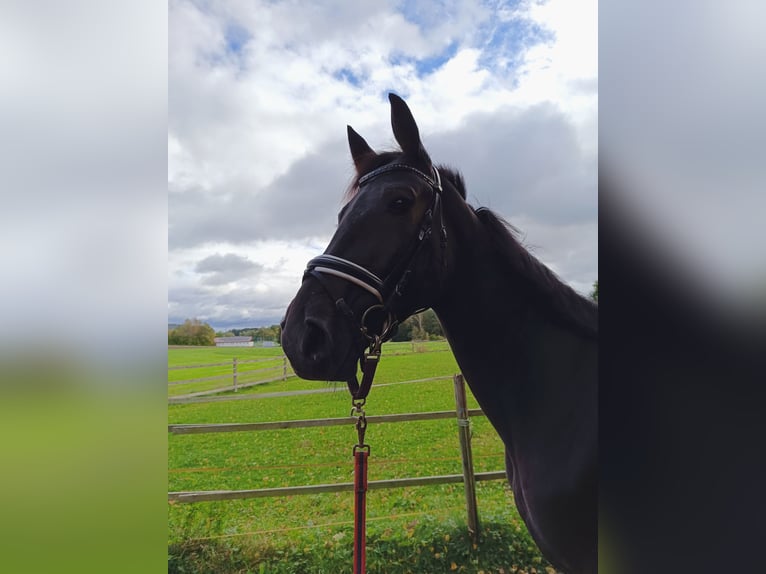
[
  {"x1": 168, "y1": 318, "x2": 215, "y2": 346},
  {"x1": 421, "y1": 309, "x2": 444, "y2": 338},
  {"x1": 591, "y1": 280, "x2": 598, "y2": 302},
  {"x1": 412, "y1": 312, "x2": 426, "y2": 340},
  {"x1": 390, "y1": 309, "x2": 444, "y2": 341},
  {"x1": 390, "y1": 318, "x2": 413, "y2": 342}
]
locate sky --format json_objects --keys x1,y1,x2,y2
[{"x1": 168, "y1": 0, "x2": 598, "y2": 331}]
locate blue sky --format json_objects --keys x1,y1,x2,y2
[
  {"x1": 224, "y1": 21, "x2": 250, "y2": 56},
  {"x1": 168, "y1": 0, "x2": 598, "y2": 330}
]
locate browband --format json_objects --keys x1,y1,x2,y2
[{"x1": 357, "y1": 163, "x2": 442, "y2": 192}]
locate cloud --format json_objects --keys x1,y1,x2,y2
[
  {"x1": 170, "y1": 102, "x2": 596, "y2": 252},
  {"x1": 430, "y1": 102, "x2": 596, "y2": 225},
  {"x1": 195, "y1": 252, "x2": 258, "y2": 273},
  {"x1": 168, "y1": 240, "x2": 324, "y2": 329},
  {"x1": 168, "y1": 281, "x2": 290, "y2": 330},
  {"x1": 194, "y1": 252, "x2": 263, "y2": 285},
  {"x1": 168, "y1": 0, "x2": 598, "y2": 325},
  {"x1": 169, "y1": 139, "x2": 352, "y2": 249}
]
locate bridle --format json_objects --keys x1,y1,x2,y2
[{"x1": 302, "y1": 162, "x2": 447, "y2": 402}]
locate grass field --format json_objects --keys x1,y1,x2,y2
[
  {"x1": 168, "y1": 343, "x2": 551, "y2": 574},
  {"x1": 168, "y1": 342, "x2": 454, "y2": 397}
]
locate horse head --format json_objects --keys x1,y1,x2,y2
[{"x1": 281, "y1": 94, "x2": 450, "y2": 382}]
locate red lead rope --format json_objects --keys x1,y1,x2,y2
[
  {"x1": 353, "y1": 445, "x2": 369, "y2": 573},
  {"x1": 352, "y1": 405, "x2": 369, "y2": 574},
  {"x1": 351, "y1": 338, "x2": 377, "y2": 574}
]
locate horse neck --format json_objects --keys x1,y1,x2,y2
[{"x1": 432, "y1": 219, "x2": 596, "y2": 452}]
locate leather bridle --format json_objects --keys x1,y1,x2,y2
[{"x1": 302, "y1": 162, "x2": 447, "y2": 403}]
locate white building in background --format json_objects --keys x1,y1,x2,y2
[{"x1": 213, "y1": 336, "x2": 254, "y2": 347}]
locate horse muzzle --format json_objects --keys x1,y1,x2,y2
[{"x1": 281, "y1": 289, "x2": 360, "y2": 381}]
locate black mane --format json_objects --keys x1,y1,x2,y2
[
  {"x1": 432, "y1": 164, "x2": 596, "y2": 338},
  {"x1": 437, "y1": 165, "x2": 467, "y2": 199},
  {"x1": 344, "y1": 160, "x2": 594, "y2": 338},
  {"x1": 474, "y1": 206, "x2": 598, "y2": 339}
]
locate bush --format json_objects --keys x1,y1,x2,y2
[{"x1": 169, "y1": 319, "x2": 215, "y2": 346}]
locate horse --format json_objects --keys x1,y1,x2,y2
[{"x1": 280, "y1": 93, "x2": 598, "y2": 574}]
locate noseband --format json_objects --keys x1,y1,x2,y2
[{"x1": 302, "y1": 162, "x2": 447, "y2": 401}]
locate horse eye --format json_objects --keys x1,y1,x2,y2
[{"x1": 388, "y1": 196, "x2": 413, "y2": 213}]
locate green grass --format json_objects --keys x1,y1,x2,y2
[
  {"x1": 168, "y1": 342, "x2": 453, "y2": 397},
  {"x1": 169, "y1": 346, "x2": 286, "y2": 366},
  {"x1": 168, "y1": 341, "x2": 449, "y2": 369},
  {"x1": 168, "y1": 345, "x2": 551, "y2": 574},
  {"x1": 169, "y1": 348, "x2": 288, "y2": 397}
]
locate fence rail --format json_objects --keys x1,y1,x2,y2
[
  {"x1": 169, "y1": 374, "x2": 505, "y2": 537},
  {"x1": 169, "y1": 360, "x2": 234, "y2": 370},
  {"x1": 168, "y1": 356, "x2": 293, "y2": 401},
  {"x1": 168, "y1": 408, "x2": 485, "y2": 434},
  {"x1": 168, "y1": 374, "x2": 295, "y2": 402},
  {"x1": 169, "y1": 471, "x2": 507, "y2": 503},
  {"x1": 168, "y1": 375, "x2": 453, "y2": 405},
  {"x1": 168, "y1": 372, "x2": 234, "y2": 385},
  {"x1": 169, "y1": 364, "x2": 287, "y2": 386}
]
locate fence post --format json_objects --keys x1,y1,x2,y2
[
  {"x1": 283, "y1": 357, "x2": 287, "y2": 380},
  {"x1": 233, "y1": 357, "x2": 238, "y2": 392},
  {"x1": 453, "y1": 373, "x2": 479, "y2": 540}
]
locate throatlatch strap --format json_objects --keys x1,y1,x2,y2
[{"x1": 353, "y1": 447, "x2": 369, "y2": 574}]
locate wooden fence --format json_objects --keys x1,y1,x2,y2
[
  {"x1": 168, "y1": 374, "x2": 506, "y2": 537},
  {"x1": 168, "y1": 356, "x2": 293, "y2": 402},
  {"x1": 168, "y1": 343, "x2": 448, "y2": 403}
]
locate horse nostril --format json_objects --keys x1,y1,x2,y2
[{"x1": 302, "y1": 318, "x2": 331, "y2": 363}]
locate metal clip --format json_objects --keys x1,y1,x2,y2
[
  {"x1": 351, "y1": 399, "x2": 365, "y2": 416},
  {"x1": 368, "y1": 335, "x2": 382, "y2": 355},
  {"x1": 355, "y1": 410, "x2": 367, "y2": 447}
]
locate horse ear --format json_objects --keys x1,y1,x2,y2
[
  {"x1": 347, "y1": 125, "x2": 375, "y2": 171},
  {"x1": 389, "y1": 93, "x2": 431, "y2": 163}
]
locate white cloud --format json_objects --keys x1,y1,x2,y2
[{"x1": 169, "y1": 0, "x2": 598, "y2": 326}]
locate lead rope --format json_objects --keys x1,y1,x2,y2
[
  {"x1": 347, "y1": 332, "x2": 383, "y2": 399},
  {"x1": 352, "y1": 398, "x2": 369, "y2": 574}
]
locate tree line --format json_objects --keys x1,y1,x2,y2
[
  {"x1": 168, "y1": 284, "x2": 597, "y2": 347},
  {"x1": 167, "y1": 310, "x2": 447, "y2": 346},
  {"x1": 216, "y1": 310, "x2": 446, "y2": 342}
]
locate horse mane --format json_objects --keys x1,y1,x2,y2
[
  {"x1": 474, "y1": 206, "x2": 598, "y2": 339},
  {"x1": 342, "y1": 159, "x2": 595, "y2": 336},
  {"x1": 437, "y1": 165, "x2": 467, "y2": 199}
]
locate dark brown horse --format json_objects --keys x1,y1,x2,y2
[{"x1": 281, "y1": 94, "x2": 598, "y2": 574}]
